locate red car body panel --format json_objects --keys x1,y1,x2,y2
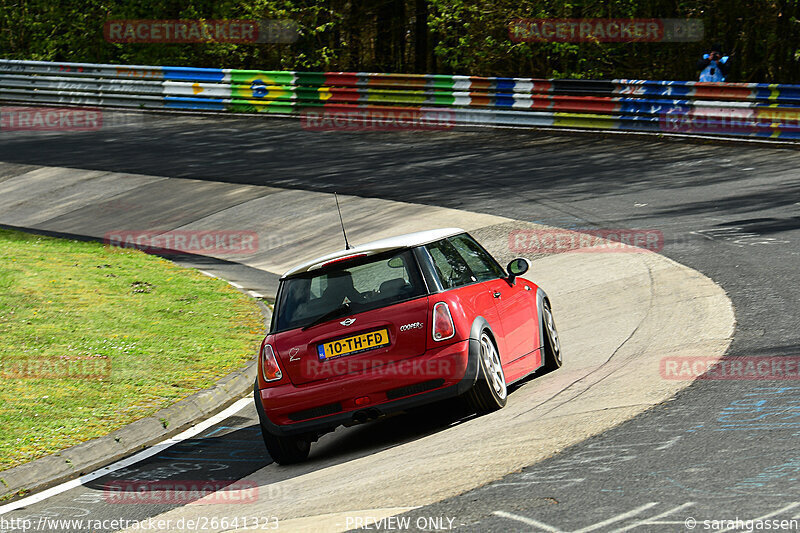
[
  {"x1": 272, "y1": 297, "x2": 430, "y2": 386},
  {"x1": 427, "y1": 281, "x2": 502, "y2": 349},
  {"x1": 486, "y1": 278, "x2": 540, "y2": 363},
  {"x1": 258, "y1": 339, "x2": 470, "y2": 427},
  {"x1": 431, "y1": 277, "x2": 542, "y2": 380}
]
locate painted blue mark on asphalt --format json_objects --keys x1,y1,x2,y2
[
  {"x1": 203, "y1": 426, "x2": 235, "y2": 437},
  {"x1": 685, "y1": 386, "x2": 800, "y2": 432},
  {"x1": 157, "y1": 456, "x2": 256, "y2": 461},
  {"x1": 202, "y1": 426, "x2": 260, "y2": 438}
]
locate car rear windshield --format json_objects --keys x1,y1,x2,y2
[{"x1": 273, "y1": 249, "x2": 427, "y2": 332}]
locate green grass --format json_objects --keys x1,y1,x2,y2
[{"x1": 0, "y1": 229, "x2": 265, "y2": 471}]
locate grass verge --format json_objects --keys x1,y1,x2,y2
[{"x1": 0, "y1": 229, "x2": 264, "y2": 471}]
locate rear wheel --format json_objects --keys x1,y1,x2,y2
[
  {"x1": 542, "y1": 299, "x2": 562, "y2": 371},
  {"x1": 464, "y1": 331, "x2": 507, "y2": 413},
  {"x1": 260, "y1": 427, "x2": 310, "y2": 465}
]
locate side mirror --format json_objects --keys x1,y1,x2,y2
[{"x1": 506, "y1": 258, "x2": 530, "y2": 285}]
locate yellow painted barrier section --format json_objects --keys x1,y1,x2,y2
[{"x1": 554, "y1": 112, "x2": 618, "y2": 129}]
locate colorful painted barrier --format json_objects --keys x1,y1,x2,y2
[{"x1": 2, "y1": 58, "x2": 799, "y2": 139}]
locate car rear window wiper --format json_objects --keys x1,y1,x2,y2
[{"x1": 301, "y1": 302, "x2": 352, "y2": 331}]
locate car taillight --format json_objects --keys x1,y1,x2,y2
[
  {"x1": 432, "y1": 302, "x2": 455, "y2": 341},
  {"x1": 261, "y1": 343, "x2": 283, "y2": 382}
]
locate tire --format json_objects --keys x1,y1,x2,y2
[
  {"x1": 464, "y1": 331, "x2": 508, "y2": 413},
  {"x1": 542, "y1": 299, "x2": 562, "y2": 371},
  {"x1": 259, "y1": 426, "x2": 311, "y2": 465}
]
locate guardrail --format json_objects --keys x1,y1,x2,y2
[{"x1": 2, "y1": 58, "x2": 799, "y2": 139}]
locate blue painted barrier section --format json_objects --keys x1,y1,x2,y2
[{"x1": 163, "y1": 67, "x2": 225, "y2": 83}]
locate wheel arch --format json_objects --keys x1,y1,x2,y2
[
  {"x1": 463, "y1": 316, "x2": 499, "y2": 391},
  {"x1": 469, "y1": 315, "x2": 498, "y2": 343},
  {"x1": 533, "y1": 287, "x2": 551, "y2": 373},
  {"x1": 464, "y1": 316, "x2": 508, "y2": 411},
  {"x1": 536, "y1": 288, "x2": 550, "y2": 353}
]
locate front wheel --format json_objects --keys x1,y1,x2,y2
[
  {"x1": 464, "y1": 331, "x2": 507, "y2": 413},
  {"x1": 260, "y1": 426, "x2": 310, "y2": 465},
  {"x1": 542, "y1": 299, "x2": 562, "y2": 371}
]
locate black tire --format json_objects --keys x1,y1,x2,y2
[
  {"x1": 464, "y1": 331, "x2": 508, "y2": 413},
  {"x1": 542, "y1": 299, "x2": 563, "y2": 371},
  {"x1": 260, "y1": 426, "x2": 311, "y2": 465}
]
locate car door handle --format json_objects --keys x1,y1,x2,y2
[{"x1": 493, "y1": 292, "x2": 502, "y2": 298}]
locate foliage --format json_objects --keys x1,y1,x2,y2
[{"x1": 1, "y1": 1, "x2": 798, "y2": 84}]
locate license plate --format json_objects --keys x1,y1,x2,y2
[{"x1": 317, "y1": 328, "x2": 391, "y2": 360}]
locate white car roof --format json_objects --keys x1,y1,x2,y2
[{"x1": 281, "y1": 227, "x2": 465, "y2": 278}]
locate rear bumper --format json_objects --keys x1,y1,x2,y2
[{"x1": 254, "y1": 339, "x2": 478, "y2": 437}]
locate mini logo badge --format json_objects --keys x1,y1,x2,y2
[{"x1": 340, "y1": 318, "x2": 356, "y2": 326}]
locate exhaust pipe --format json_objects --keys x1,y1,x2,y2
[{"x1": 351, "y1": 407, "x2": 382, "y2": 424}]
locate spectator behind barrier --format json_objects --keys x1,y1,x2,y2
[{"x1": 697, "y1": 43, "x2": 731, "y2": 82}]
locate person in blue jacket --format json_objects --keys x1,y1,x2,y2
[{"x1": 697, "y1": 43, "x2": 731, "y2": 82}]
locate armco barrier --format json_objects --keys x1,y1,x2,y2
[{"x1": 2, "y1": 58, "x2": 799, "y2": 139}]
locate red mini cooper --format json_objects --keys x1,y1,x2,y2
[{"x1": 253, "y1": 228, "x2": 561, "y2": 464}]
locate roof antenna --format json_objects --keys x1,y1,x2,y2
[{"x1": 334, "y1": 192, "x2": 352, "y2": 250}]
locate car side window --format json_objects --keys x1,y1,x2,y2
[
  {"x1": 448, "y1": 234, "x2": 506, "y2": 282},
  {"x1": 310, "y1": 276, "x2": 324, "y2": 298},
  {"x1": 425, "y1": 239, "x2": 476, "y2": 289}
]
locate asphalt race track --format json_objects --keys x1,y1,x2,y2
[
  {"x1": 1, "y1": 164, "x2": 732, "y2": 531},
  {"x1": 1, "y1": 115, "x2": 799, "y2": 532}
]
